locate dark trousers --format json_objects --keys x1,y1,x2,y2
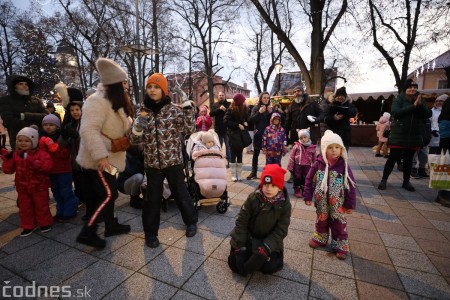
[
  {"x1": 73, "y1": 169, "x2": 90, "y2": 204},
  {"x1": 50, "y1": 173, "x2": 79, "y2": 218},
  {"x1": 230, "y1": 148, "x2": 243, "y2": 163},
  {"x1": 85, "y1": 170, "x2": 118, "y2": 227},
  {"x1": 228, "y1": 247, "x2": 284, "y2": 275},
  {"x1": 382, "y1": 148, "x2": 415, "y2": 182},
  {"x1": 217, "y1": 132, "x2": 231, "y2": 162},
  {"x1": 251, "y1": 148, "x2": 261, "y2": 172},
  {"x1": 293, "y1": 165, "x2": 311, "y2": 189},
  {"x1": 143, "y1": 167, "x2": 198, "y2": 238}
]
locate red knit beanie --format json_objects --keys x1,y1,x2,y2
[
  {"x1": 146, "y1": 73, "x2": 168, "y2": 96},
  {"x1": 260, "y1": 164, "x2": 287, "y2": 190},
  {"x1": 233, "y1": 93, "x2": 246, "y2": 106}
]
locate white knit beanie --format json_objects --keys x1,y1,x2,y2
[
  {"x1": 95, "y1": 58, "x2": 128, "y2": 85},
  {"x1": 320, "y1": 130, "x2": 354, "y2": 192},
  {"x1": 17, "y1": 127, "x2": 39, "y2": 149}
]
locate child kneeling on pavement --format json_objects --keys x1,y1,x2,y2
[{"x1": 228, "y1": 164, "x2": 291, "y2": 276}]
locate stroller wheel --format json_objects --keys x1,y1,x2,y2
[{"x1": 216, "y1": 201, "x2": 228, "y2": 214}]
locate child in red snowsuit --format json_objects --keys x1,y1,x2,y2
[{"x1": 1, "y1": 127, "x2": 53, "y2": 237}]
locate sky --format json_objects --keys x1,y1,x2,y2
[{"x1": 13, "y1": 0, "x2": 449, "y2": 96}]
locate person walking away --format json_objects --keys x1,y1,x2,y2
[
  {"x1": 0, "y1": 75, "x2": 48, "y2": 150},
  {"x1": 224, "y1": 93, "x2": 249, "y2": 182},
  {"x1": 228, "y1": 164, "x2": 291, "y2": 276},
  {"x1": 429, "y1": 94, "x2": 448, "y2": 154},
  {"x1": 246, "y1": 92, "x2": 272, "y2": 180},
  {"x1": 322, "y1": 87, "x2": 358, "y2": 152},
  {"x1": 129, "y1": 73, "x2": 198, "y2": 248},
  {"x1": 40, "y1": 114, "x2": 79, "y2": 221},
  {"x1": 375, "y1": 112, "x2": 391, "y2": 158},
  {"x1": 377, "y1": 79, "x2": 431, "y2": 192},
  {"x1": 287, "y1": 128, "x2": 317, "y2": 198},
  {"x1": 261, "y1": 113, "x2": 287, "y2": 166},
  {"x1": 196, "y1": 105, "x2": 212, "y2": 132},
  {"x1": 210, "y1": 92, "x2": 231, "y2": 165},
  {"x1": 76, "y1": 58, "x2": 133, "y2": 249},
  {"x1": 303, "y1": 130, "x2": 356, "y2": 260},
  {"x1": 1, "y1": 127, "x2": 53, "y2": 236}
]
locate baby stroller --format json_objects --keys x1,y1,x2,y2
[{"x1": 184, "y1": 131, "x2": 229, "y2": 213}]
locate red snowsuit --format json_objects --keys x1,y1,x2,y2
[{"x1": 1, "y1": 149, "x2": 53, "y2": 229}]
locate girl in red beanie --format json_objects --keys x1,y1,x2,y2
[{"x1": 228, "y1": 164, "x2": 291, "y2": 276}]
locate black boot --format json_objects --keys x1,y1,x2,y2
[
  {"x1": 76, "y1": 224, "x2": 106, "y2": 249},
  {"x1": 402, "y1": 181, "x2": 415, "y2": 192},
  {"x1": 411, "y1": 168, "x2": 420, "y2": 179},
  {"x1": 246, "y1": 166, "x2": 257, "y2": 180},
  {"x1": 130, "y1": 195, "x2": 143, "y2": 209},
  {"x1": 418, "y1": 168, "x2": 429, "y2": 178},
  {"x1": 378, "y1": 180, "x2": 387, "y2": 190},
  {"x1": 104, "y1": 217, "x2": 131, "y2": 237}
]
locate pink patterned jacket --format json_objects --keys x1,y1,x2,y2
[{"x1": 287, "y1": 142, "x2": 317, "y2": 172}]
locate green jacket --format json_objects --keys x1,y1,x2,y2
[
  {"x1": 230, "y1": 188, "x2": 291, "y2": 253},
  {"x1": 389, "y1": 93, "x2": 431, "y2": 148}
]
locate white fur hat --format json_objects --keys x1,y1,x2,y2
[
  {"x1": 95, "y1": 58, "x2": 128, "y2": 85},
  {"x1": 320, "y1": 130, "x2": 354, "y2": 192},
  {"x1": 382, "y1": 112, "x2": 391, "y2": 119},
  {"x1": 17, "y1": 127, "x2": 39, "y2": 149}
]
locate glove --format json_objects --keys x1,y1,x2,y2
[
  {"x1": 307, "y1": 115, "x2": 317, "y2": 122},
  {"x1": 243, "y1": 252, "x2": 268, "y2": 274},
  {"x1": 0, "y1": 148, "x2": 13, "y2": 160},
  {"x1": 431, "y1": 130, "x2": 439, "y2": 137},
  {"x1": 39, "y1": 137, "x2": 59, "y2": 153},
  {"x1": 132, "y1": 117, "x2": 148, "y2": 136},
  {"x1": 234, "y1": 247, "x2": 248, "y2": 275}
]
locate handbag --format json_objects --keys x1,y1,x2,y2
[
  {"x1": 102, "y1": 132, "x2": 130, "y2": 153},
  {"x1": 382, "y1": 128, "x2": 390, "y2": 138},
  {"x1": 428, "y1": 151, "x2": 450, "y2": 190},
  {"x1": 241, "y1": 130, "x2": 252, "y2": 148}
]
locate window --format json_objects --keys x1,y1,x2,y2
[{"x1": 438, "y1": 80, "x2": 448, "y2": 89}]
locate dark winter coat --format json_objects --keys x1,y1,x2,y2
[
  {"x1": 223, "y1": 107, "x2": 249, "y2": 151},
  {"x1": 389, "y1": 93, "x2": 431, "y2": 148},
  {"x1": 129, "y1": 95, "x2": 195, "y2": 170},
  {"x1": 249, "y1": 101, "x2": 273, "y2": 150},
  {"x1": 323, "y1": 97, "x2": 358, "y2": 148},
  {"x1": 2, "y1": 149, "x2": 52, "y2": 193},
  {"x1": 117, "y1": 145, "x2": 144, "y2": 194},
  {"x1": 209, "y1": 99, "x2": 231, "y2": 134},
  {"x1": 0, "y1": 75, "x2": 48, "y2": 149},
  {"x1": 285, "y1": 97, "x2": 322, "y2": 144},
  {"x1": 230, "y1": 188, "x2": 291, "y2": 253}
]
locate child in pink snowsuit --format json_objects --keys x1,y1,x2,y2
[
  {"x1": 287, "y1": 128, "x2": 316, "y2": 198},
  {"x1": 196, "y1": 105, "x2": 212, "y2": 131}
]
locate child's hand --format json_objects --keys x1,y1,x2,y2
[
  {"x1": 0, "y1": 148, "x2": 13, "y2": 160},
  {"x1": 305, "y1": 200, "x2": 312, "y2": 206},
  {"x1": 345, "y1": 208, "x2": 352, "y2": 214}
]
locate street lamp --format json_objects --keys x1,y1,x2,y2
[
  {"x1": 119, "y1": 0, "x2": 159, "y2": 104},
  {"x1": 274, "y1": 63, "x2": 283, "y2": 95}
]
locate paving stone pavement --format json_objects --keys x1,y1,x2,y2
[{"x1": 0, "y1": 147, "x2": 449, "y2": 299}]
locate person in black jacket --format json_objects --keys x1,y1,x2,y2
[
  {"x1": 246, "y1": 92, "x2": 273, "y2": 180},
  {"x1": 322, "y1": 87, "x2": 358, "y2": 151},
  {"x1": 117, "y1": 145, "x2": 145, "y2": 209},
  {"x1": 210, "y1": 91, "x2": 231, "y2": 165}
]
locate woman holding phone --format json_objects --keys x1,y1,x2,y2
[
  {"x1": 76, "y1": 58, "x2": 133, "y2": 248},
  {"x1": 378, "y1": 79, "x2": 431, "y2": 192}
]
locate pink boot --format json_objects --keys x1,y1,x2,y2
[{"x1": 294, "y1": 187, "x2": 303, "y2": 198}]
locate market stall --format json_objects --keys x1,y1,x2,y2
[{"x1": 350, "y1": 124, "x2": 378, "y2": 147}]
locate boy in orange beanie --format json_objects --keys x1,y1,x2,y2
[{"x1": 228, "y1": 164, "x2": 291, "y2": 276}]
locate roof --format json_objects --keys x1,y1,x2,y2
[
  {"x1": 408, "y1": 49, "x2": 450, "y2": 77},
  {"x1": 349, "y1": 88, "x2": 450, "y2": 101}
]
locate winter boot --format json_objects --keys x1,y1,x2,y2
[
  {"x1": 402, "y1": 181, "x2": 415, "y2": 192},
  {"x1": 130, "y1": 195, "x2": 143, "y2": 209},
  {"x1": 246, "y1": 165, "x2": 257, "y2": 180},
  {"x1": 104, "y1": 217, "x2": 131, "y2": 237},
  {"x1": 236, "y1": 163, "x2": 243, "y2": 181},
  {"x1": 378, "y1": 179, "x2": 387, "y2": 190},
  {"x1": 77, "y1": 224, "x2": 106, "y2": 249},
  {"x1": 418, "y1": 168, "x2": 429, "y2": 178},
  {"x1": 230, "y1": 163, "x2": 237, "y2": 182},
  {"x1": 294, "y1": 187, "x2": 303, "y2": 198},
  {"x1": 411, "y1": 168, "x2": 420, "y2": 179}
]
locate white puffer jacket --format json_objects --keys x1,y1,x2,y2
[{"x1": 76, "y1": 84, "x2": 131, "y2": 172}]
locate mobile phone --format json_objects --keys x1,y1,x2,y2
[{"x1": 105, "y1": 165, "x2": 118, "y2": 176}]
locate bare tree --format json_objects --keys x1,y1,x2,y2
[
  {"x1": 250, "y1": 0, "x2": 348, "y2": 94},
  {"x1": 0, "y1": 1, "x2": 20, "y2": 84}
]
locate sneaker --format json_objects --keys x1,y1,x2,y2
[
  {"x1": 411, "y1": 168, "x2": 421, "y2": 179},
  {"x1": 146, "y1": 236, "x2": 160, "y2": 248},
  {"x1": 418, "y1": 168, "x2": 429, "y2": 178},
  {"x1": 53, "y1": 215, "x2": 65, "y2": 222},
  {"x1": 308, "y1": 239, "x2": 326, "y2": 249},
  {"x1": 336, "y1": 252, "x2": 347, "y2": 260},
  {"x1": 186, "y1": 224, "x2": 197, "y2": 237},
  {"x1": 40, "y1": 225, "x2": 52, "y2": 233},
  {"x1": 294, "y1": 187, "x2": 303, "y2": 198},
  {"x1": 375, "y1": 153, "x2": 382, "y2": 157},
  {"x1": 20, "y1": 227, "x2": 37, "y2": 237}
]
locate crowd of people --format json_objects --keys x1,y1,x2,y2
[{"x1": 0, "y1": 59, "x2": 448, "y2": 277}]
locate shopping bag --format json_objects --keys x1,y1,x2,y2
[{"x1": 428, "y1": 151, "x2": 450, "y2": 190}]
